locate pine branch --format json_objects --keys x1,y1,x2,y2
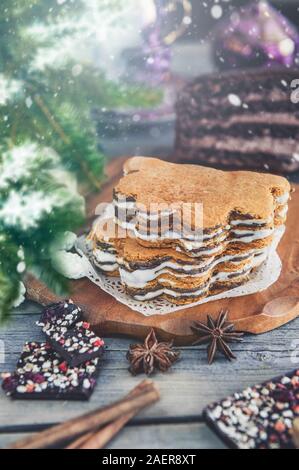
[
  {"x1": 0, "y1": 0, "x2": 163, "y2": 321},
  {"x1": 0, "y1": 234, "x2": 21, "y2": 322},
  {"x1": 0, "y1": 270, "x2": 19, "y2": 322}
]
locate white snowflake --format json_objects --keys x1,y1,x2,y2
[
  {"x1": 0, "y1": 74, "x2": 22, "y2": 106},
  {"x1": 25, "y1": 96, "x2": 33, "y2": 108},
  {"x1": 0, "y1": 141, "x2": 84, "y2": 232},
  {"x1": 0, "y1": 190, "x2": 59, "y2": 230},
  {"x1": 27, "y1": 0, "x2": 142, "y2": 80},
  {"x1": 211, "y1": 5, "x2": 223, "y2": 20},
  {"x1": 12, "y1": 282, "x2": 26, "y2": 308},
  {"x1": 17, "y1": 261, "x2": 26, "y2": 273},
  {"x1": 0, "y1": 143, "x2": 58, "y2": 189},
  {"x1": 228, "y1": 94, "x2": 242, "y2": 107}
]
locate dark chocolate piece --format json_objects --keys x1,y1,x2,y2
[
  {"x1": 204, "y1": 369, "x2": 299, "y2": 449},
  {"x1": 42, "y1": 321, "x2": 105, "y2": 367},
  {"x1": 37, "y1": 302, "x2": 105, "y2": 367},
  {"x1": 1, "y1": 342, "x2": 101, "y2": 401},
  {"x1": 38, "y1": 300, "x2": 82, "y2": 328}
]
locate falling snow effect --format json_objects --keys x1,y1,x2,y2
[
  {"x1": 0, "y1": 74, "x2": 23, "y2": 106},
  {"x1": 0, "y1": 143, "x2": 58, "y2": 190},
  {"x1": 1, "y1": 0, "x2": 298, "y2": 324},
  {"x1": 213, "y1": 1, "x2": 299, "y2": 70},
  {"x1": 1, "y1": 190, "x2": 64, "y2": 231},
  {"x1": 28, "y1": 0, "x2": 141, "y2": 79}
]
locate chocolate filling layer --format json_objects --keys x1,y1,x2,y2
[
  {"x1": 96, "y1": 241, "x2": 117, "y2": 252},
  {"x1": 180, "y1": 123, "x2": 299, "y2": 141},
  {"x1": 175, "y1": 147, "x2": 299, "y2": 172},
  {"x1": 178, "y1": 100, "x2": 298, "y2": 121},
  {"x1": 121, "y1": 251, "x2": 255, "y2": 272},
  {"x1": 113, "y1": 190, "x2": 136, "y2": 203},
  {"x1": 127, "y1": 265, "x2": 252, "y2": 297}
]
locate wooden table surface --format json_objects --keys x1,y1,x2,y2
[
  {"x1": 1, "y1": 66, "x2": 299, "y2": 447},
  {"x1": 1, "y1": 151, "x2": 299, "y2": 449},
  {"x1": 0, "y1": 297, "x2": 298, "y2": 449}
]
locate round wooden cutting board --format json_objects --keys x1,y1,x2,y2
[{"x1": 26, "y1": 157, "x2": 299, "y2": 345}]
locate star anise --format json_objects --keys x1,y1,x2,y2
[
  {"x1": 127, "y1": 329, "x2": 180, "y2": 375},
  {"x1": 191, "y1": 310, "x2": 244, "y2": 365}
]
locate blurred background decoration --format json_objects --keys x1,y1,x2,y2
[
  {"x1": 0, "y1": 0, "x2": 164, "y2": 321},
  {"x1": 94, "y1": 0, "x2": 192, "y2": 139},
  {"x1": 95, "y1": 0, "x2": 299, "y2": 158},
  {"x1": 213, "y1": 1, "x2": 299, "y2": 70},
  {"x1": 1, "y1": 0, "x2": 299, "y2": 321}
]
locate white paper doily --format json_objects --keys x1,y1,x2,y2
[{"x1": 71, "y1": 227, "x2": 284, "y2": 316}]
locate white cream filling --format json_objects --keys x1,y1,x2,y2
[
  {"x1": 277, "y1": 205, "x2": 288, "y2": 218},
  {"x1": 137, "y1": 210, "x2": 175, "y2": 221},
  {"x1": 178, "y1": 227, "x2": 273, "y2": 251},
  {"x1": 115, "y1": 218, "x2": 136, "y2": 231},
  {"x1": 115, "y1": 218, "x2": 206, "y2": 241},
  {"x1": 114, "y1": 201, "x2": 135, "y2": 210},
  {"x1": 115, "y1": 218, "x2": 277, "y2": 246},
  {"x1": 133, "y1": 252, "x2": 268, "y2": 301},
  {"x1": 275, "y1": 193, "x2": 289, "y2": 205},
  {"x1": 119, "y1": 248, "x2": 268, "y2": 289},
  {"x1": 133, "y1": 228, "x2": 205, "y2": 241},
  {"x1": 121, "y1": 258, "x2": 209, "y2": 273},
  {"x1": 132, "y1": 267, "x2": 250, "y2": 300},
  {"x1": 93, "y1": 222, "x2": 280, "y2": 276},
  {"x1": 133, "y1": 285, "x2": 207, "y2": 301},
  {"x1": 94, "y1": 249, "x2": 117, "y2": 264},
  {"x1": 114, "y1": 194, "x2": 289, "y2": 241},
  {"x1": 93, "y1": 260, "x2": 118, "y2": 272},
  {"x1": 230, "y1": 218, "x2": 270, "y2": 226},
  {"x1": 212, "y1": 252, "x2": 266, "y2": 282},
  {"x1": 176, "y1": 241, "x2": 225, "y2": 254},
  {"x1": 231, "y1": 228, "x2": 273, "y2": 237},
  {"x1": 159, "y1": 259, "x2": 263, "y2": 289},
  {"x1": 93, "y1": 249, "x2": 118, "y2": 272},
  {"x1": 230, "y1": 228, "x2": 273, "y2": 243}
]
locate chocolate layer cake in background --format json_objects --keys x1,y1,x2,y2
[{"x1": 174, "y1": 68, "x2": 299, "y2": 173}]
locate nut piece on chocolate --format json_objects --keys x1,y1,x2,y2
[
  {"x1": 43, "y1": 321, "x2": 105, "y2": 367},
  {"x1": 1, "y1": 342, "x2": 101, "y2": 401},
  {"x1": 37, "y1": 302, "x2": 105, "y2": 367},
  {"x1": 205, "y1": 369, "x2": 299, "y2": 449},
  {"x1": 38, "y1": 300, "x2": 82, "y2": 329}
]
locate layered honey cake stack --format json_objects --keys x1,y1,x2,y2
[{"x1": 87, "y1": 157, "x2": 290, "y2": 305}]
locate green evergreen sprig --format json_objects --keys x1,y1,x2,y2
[{"x1": 0, "y1": 0, "x2": 161, "y2": 321}]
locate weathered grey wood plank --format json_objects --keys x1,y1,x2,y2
[
  {"x1": 0, "y1": 422, "x2": 226, "y2": 449},
  {"x1": 0, "y1": 310, "x2": 298, "y2": 428},
  {"x1": 12, "y1": 300, "x2": 41, "y2": 315},
  {"x1": 2, "y1": 310, "x2": 299, "y2": 352},
  {"x1": 109, "y1": 422, "x2": 226, "y2": 449}
]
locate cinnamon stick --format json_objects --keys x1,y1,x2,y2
[
  {"x1": 79, "y1": 409, "x2": 137, "y2": 450},
  {"x1": 8, "y1": 381, "x2": 160, "y2": 449},
  {"x1": 293, "y1": 418, "x2": 299, "y2": 448},
  {"x1": 66, "y1": 380, "x2": 153, "y2": 449},
  {"x1": 65, "y1": 431, "x2": 94, "y2": 450}
]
